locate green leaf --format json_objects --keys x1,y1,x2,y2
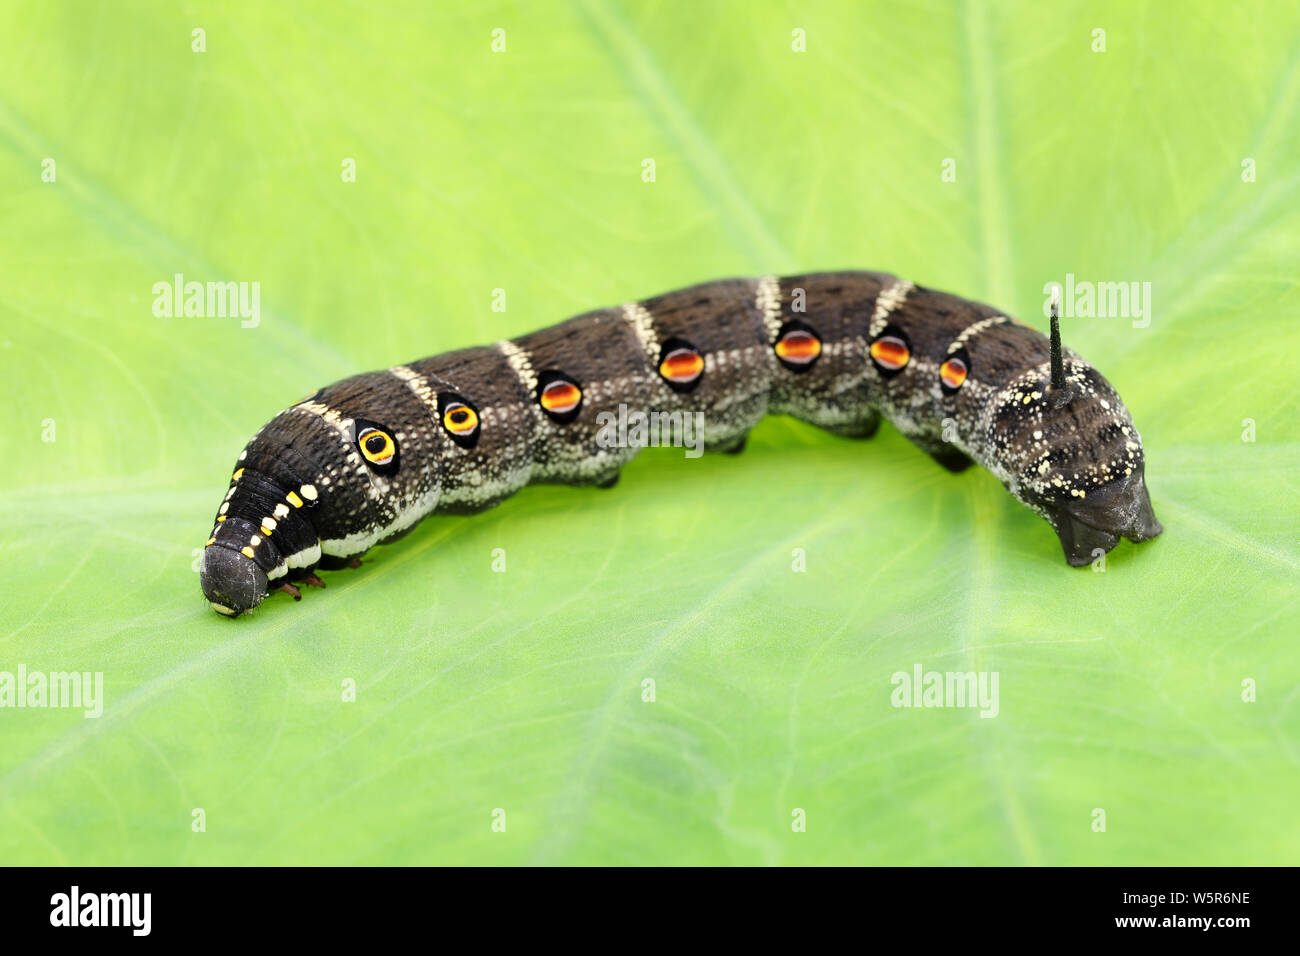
[{"x1": 1, "y1": 0, "x2": 1296, "y2": 865}]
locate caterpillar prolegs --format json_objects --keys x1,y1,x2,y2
[{"x1": 200, "y1": 271, "x2": 1162, "y2": 617}]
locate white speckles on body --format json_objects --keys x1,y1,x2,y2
[
  {"x1": 973, "y1": 357, "x2": 1144, "y2": 501},
  {"x1": 320, "y1": 484, "x2": 440, "y2": 557},
  {"x1": 292, "y1": 400, "x2": 380, "y2": 500}
]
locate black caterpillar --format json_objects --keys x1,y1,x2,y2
[{"x1": 200, "y1": 271, "x2": 1162, "y2": 617}]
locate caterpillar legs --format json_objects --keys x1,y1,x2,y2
[
  {"x1": 277, "y1": 572, "x2": 326, "y2": 601},
  {"x1": 908, "y1": 434, "x2": 975, "y2": 473},
  {"x1": 824, "y1": 410, "x2": 882, "y2": 441}
]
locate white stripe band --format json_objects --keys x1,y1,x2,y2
[
  {"x1": 389, "y1": 365, "x2": 439, "y2": 417},
  {"x1": 869, "y1": 278, "x2": 915, "y2": 337},
  {"x1": 496, "y1": 339, "x2": 540, "y2": 396},
  {"x1": 755, "y1": 275, "x2": 783, "y2": 342},
  {"x1": 948, "y1": 315, "x2": 1010, "y2": 353},
  {"x1": 622, "y1": 302, "x2": 659, "y2": 359}
]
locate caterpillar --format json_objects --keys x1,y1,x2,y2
[{"x1": 200, "y1": 271, "x2": 1162, "y2": 617}]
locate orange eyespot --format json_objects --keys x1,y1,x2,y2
[
  {"x1": 940, "y1": 356, "x2": 968, "y2": 391},
  {"x1": 870, "y1": 335, "x2": 910, "y2": 371},
  {"x1": 358, "y1": 426, "x2": 396, "y2": 466},
  {"x1": 774, "y1": 325, "x2": 822, "y2": 371},
  {"x1": 660, "y1": 348, "x2": 702, "y2": 385},
  {"x1": 540, "y1": 380, "x2": 581, "y2": 415},
  {"x1": 443, "y1": 403, "x2": 478, "y2": 435}
]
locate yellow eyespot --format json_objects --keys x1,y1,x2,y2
[
  {"x1": 358, "y1": 426, "x2": 396, "y2": 466},
  {"x1": 443, "y1": 403, "x2": 479, "y2": 435},
  {"x1": 437, "y1": 393, "x2": 483, "y2": 449}
]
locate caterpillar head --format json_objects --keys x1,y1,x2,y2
[
  {"x1": 199, "y1": 373, "x2": 444, "y2": 617},
  {"x1": 984, "y1": 307, "x2": 1161, "y2": 565}
]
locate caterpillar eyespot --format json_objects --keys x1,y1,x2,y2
[
  {"x1": 445, "y1": 406, "x2": 474, "y2": 431},
  {"x1": 940, "y1": 348, "x2": 969, "y2": 393},
  {"x1": 658, "y1": 338, "x2": 704, "y2": 392},
  {"x1": 358, "y1": 427, "x2": 396, "y2": 466},
  {"x1": 870, "y1": 325, "x2": 911, "y2": 375},
  {"x1": 537, "y1": 371, "x2": 583, "y2": 424},
  {"x1": 774, "y1": 321, "x2": 822, "y2": 372},
  {"x1": 353, "y1": 419, "x2": 400, "y2": 473},
  {"x1": 438, "y1": 394, "x2": 481, "y2": 448},
  {"x1": 199, "y1": 271, "x2": 1162, "y2": 618}
]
